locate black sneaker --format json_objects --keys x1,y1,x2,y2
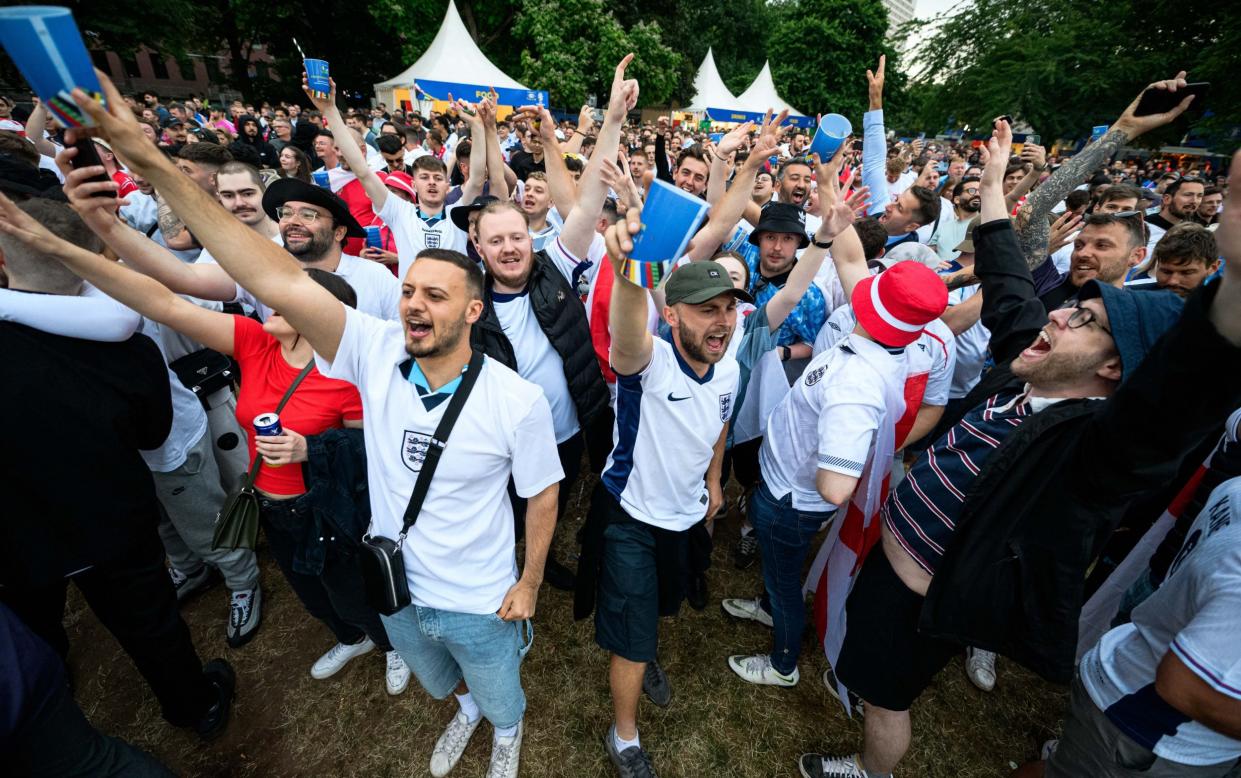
[
  {"x1": 733, "y1": 530, "x2": 759, "y2": 570},
  {"x1": 544, "y1": 556, "x2": 577, "y2": 592},
  {"x1": 604, "y1": 725, "x2": 658, "y2": 778},
  {"x1": 686, "y1": 572, "x2": 708, "y2": 611},
  {"x1": 642, "y1": 659, "x2": 671, "y2": 707},
  {"x1": 194, "y1": 658, "x2": 236, "y2": 741},
  {"x1": 170, "y1": 565, "x2": 218, "y2": 602}
]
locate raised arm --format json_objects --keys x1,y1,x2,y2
[
  {"x1": 653, "y1": 120, "x2": 672, "y2": 184},
  {"x1": 56, "y1": 154, "x2": 240, "y2": 301},
  {"x1": 818, "y1": 144, "x2": 872, "y2": 300},
  {"x1": 531, "y1": 108, "x2": 577, "y2": 220},
  {"x1": 0, "y1": 284, "x2": 141, "y2": 342},
  {"x1": 1018, "y1": 72, "x2": 1196, "y2": 268},
  {"x1": 24, "y1": 99, "x2": 57, "y2": 158},
  {"x1": 75, "y1": 69, "x2": 347, "y2": 362},
  {"x1": 0, "y1": 189, "x2": 234, "y2": 355},
  {"x1": 457, "y1": 98, "x2": 489, "y2": 204},
  {"x1": 559, "y1": 54, "x2": 638, "y2": 260},
  {"x1": 861, "y1": 55, "x2": 890, "y2": 216},
  {"x1": 602, "y1": 199, "x2": 653, "y2": 375},
  {"x1": 563, "y1": 106, "x2": 593, "y2": 156},
  {"x1": 1003, "y1": 142, "x2": 1045, "y2": 210},
  {"x1": 479, "y1": 92, "x2": 509, "y2": 199},
  {"x1": 306, "y1": 76, "x2": 388, "y2": 213}
]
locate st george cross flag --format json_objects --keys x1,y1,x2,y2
[{"x1": 803, "y1": 336, "x2": 906, "y2": 716}]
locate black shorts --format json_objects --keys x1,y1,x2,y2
[{"x1": 835, "y1": 548, "x2": 961, "y2": 711}]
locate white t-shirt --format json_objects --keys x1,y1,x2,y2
[
  {"x1": 929, "y1": 209, "x2": 976, "y2": 264},
  {"x1": 545, "y1": 232, "x2": 605, "y2": 298},
  {"x1": 317, "y1": 307, "x2": 563, "y2": 614},
  {"x1": 137, "y1": 318, "x2": 211, "y2": 473},
  {"x1": 1081, "y1": 476, "x2": 1241, "y2": 766},
  {"x1": 378, "y1": 194, "x2": 467, "y2": 281},
  {"x1": 946, "y1": 284, "x2": 991, "y2": 399},
  {"x1": 216, "y1": 248, "x2": 400, "y2": 323},
  {"x1": 601, "y1": 337, "x2": 740, "y2": 531},
  {"x1": 759, "y1": 334, "x2": 905, "y2": 512},
  {"x1": 492, "y1": 290, "x2": 579, "y2": 443}
]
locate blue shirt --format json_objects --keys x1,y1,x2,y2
[
  {"x1": 407, "y1": 359, "x2": 465, "y2": 410},
  {"x1": 736, "y1": 241, "x2": 826, "y2": 346}
]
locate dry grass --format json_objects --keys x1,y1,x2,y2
[{"x1": 67, "y1": 476, "x2": 1068, "y2": 777}]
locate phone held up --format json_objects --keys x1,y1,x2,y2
[{"x1": 1134, "y1": 82, "x2": 1209, "y2": 117}]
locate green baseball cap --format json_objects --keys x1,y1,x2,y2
[{"x1": 663, "y1": 260, "x2": 754, "y2": 306}]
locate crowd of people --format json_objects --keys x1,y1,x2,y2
[{"x1": 1, "y1": 50, "x2": 1239, "y2": 778}]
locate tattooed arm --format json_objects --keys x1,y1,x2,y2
[
  {"x1": 1016, "y1": 72, "x2": 1197, "y2": 269},
  {"x1": 155, "y1": 192, "x2": 198, "y2": 251}
]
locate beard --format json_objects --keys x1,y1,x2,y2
[
  {"x1": 283, "y1": 224, "x2": 335, "y2": 260},
  {"x1": 406, "y1": 314, "x2": 467, "y2": 358},
  {"x1": 677, "y1": 318, "x2": 731, "y2": 365},
  {"x1": 1010, "y1": 349, "x2": 1109, "y2": 390},
  {"x1": 960, "y1": 197, "x2": 981, "y2": 212}
]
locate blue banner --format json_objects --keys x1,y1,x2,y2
[
  {"x1": 413, "y1": 79, "x2": 548, "y2": 108},
  {"x1": 704, "y1": 107, "x2": 816, "y2": 129}
]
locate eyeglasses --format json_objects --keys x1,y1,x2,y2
[
  {"x1": 276, "y1": 206, "x2": 325, "y2": 224},
  {"x1": 1058, "y1": 301, "x2": 1111, "y2": 334}
]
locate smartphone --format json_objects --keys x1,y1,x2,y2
[
  {"x1": 996, "y1": 115, "x2": 1013, "y2": 127},
  {"x1": 1134, "y1": 82, "x2": 1209, "y2": 117},
  {"x1": 1026, "y1": 134, "x2": 1041, "y2": 146},
  {"x1": 70, "y1": 136, "x2": 115, "y2": 199}
]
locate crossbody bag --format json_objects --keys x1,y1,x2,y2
[{"x1": 358, "y1": 350, "x2": 484, "y2": 615}]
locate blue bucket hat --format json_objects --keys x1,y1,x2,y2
[{"x1": 1078, "y1": 280, "x2": 1184, "y2": 383}]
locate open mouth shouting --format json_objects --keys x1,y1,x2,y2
[
  {"x1": 1020, "y1": 328, "x2": 1052, "y2": 363},
  {"x1": 406, "y1": 317, "x2": 433, "y2": 342}
]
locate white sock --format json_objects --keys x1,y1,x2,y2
[
  {"x1": 455, "y1": 692, "x2": 480, "y2": 723},
  {"x1": 494, "y1": 721, "x2": 519, "y2": 740},
  {"x1": 613, "y1": 727, "x2": 640, "y2": 752}
]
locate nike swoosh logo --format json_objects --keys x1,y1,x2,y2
[{"x1": 667, "y1": 393, "x2": 690, "y2": 402}]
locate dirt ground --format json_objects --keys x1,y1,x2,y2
[{"x1": 67, "y1": 477, "x2": 1068, "y2": 777}]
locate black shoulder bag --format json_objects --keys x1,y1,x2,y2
[
  {"x1": 211, "y1": 361, "x2": 315, "y2": 550},
  {"x1": 358, "y1": 351, "x2": 484, "y2": 615}
]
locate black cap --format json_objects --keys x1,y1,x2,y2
[
  {"x1": 664, "y1": 260, "x2": 753, "y2": 305},
  {"x1": 450, "y1": 194, "x2": 499, "y2": 233},
  {"x1": 161, "y1": 116, "x2": 184, "y2": 128},
  {"x1": 747, "y1": 201, "x2": 810, "y2": 249},
  {"x1": 262, "y1": 177, "x2": 365, "y2": 238}
]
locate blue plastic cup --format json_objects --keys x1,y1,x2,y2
[
  {"x1": 312, "y1": 170, "x2": 330, "y2": 189},
  {"x1": 808, "y1": 114, "x2": 853, "y2": 162},
  {"x1": 304, "y1": 59, "x2": 330, "y2": 98},
  {"x1": 364, "y1": 225, "x2": 382, "y2": 249},
  {"x1": 0, "y1": 6, "x2": 104, "y2": 127}
]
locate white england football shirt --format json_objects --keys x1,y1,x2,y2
[
  {"x1": 317, "y1": 307, "x2": 563, "y2": 614},
  {"x1": 1080, "y1": 476, "x2": 1241, "y2": 766},
  {"x1": 601, "y1": 337, "x2": 739, "y2": 531},
  {"x1": 378, "y1": 194, "x2": 467, "y2": 281},
  {"x1": 759, "y1": 334, "x2": 906, "y2": 511}
]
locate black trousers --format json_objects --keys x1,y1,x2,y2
[
  {"x1": 0, "y1": 531, "x2": 215, "y2": 728},
  {"x1": 720, "y1": 437, "x2": 763, "y2": 495},
  {"x1": 10, "y1": 675, "x2": 175, "y2": 777},
  {"x1": 514, "y1": 431, "x2": 585, "y2": 538},
  {"x1": 260, "y1": 497, "x2": 392, "y2": 651}
]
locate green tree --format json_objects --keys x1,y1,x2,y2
[
  {"x1": 514, "y1": 0, "x2": 683, "y2": 109},
  {"x1": 765, "y1": 0, "x2": 899, "y2": 119},
  {"x1": 900, "y1": 0, "x2": 1239, "y2": 145}
]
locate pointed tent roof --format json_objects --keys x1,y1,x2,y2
[
  {"x1": 685, "y1": 47, "x2": 740, "y2": 112},
  {"x1": 734, "y1": 61, "x2": 804, "y2": 116},
  {"x1": 374, "y1": 0, "x2": 530, "y2": 91}
]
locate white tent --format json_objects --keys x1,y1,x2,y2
[
  {"x1": 734, "y1": 61, "x2": 804, "y2": 117},
  {"x1": 373, "y1": 0, "x2": 533, "y2": 107},
  {"x1": 685, "y1": 47, "x2": 740, "y2": 112}
]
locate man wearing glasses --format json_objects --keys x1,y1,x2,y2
[
  {"x1": 929, "y1": 176, "x2": 982, "y2": 264},
  {"x1": 801, "y1": 109, "x2": 1241, "y2": 778}
]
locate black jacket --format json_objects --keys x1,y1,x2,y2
[
  {"x1": 0, "y1": 323, "x2": 172, "y2": 587},
  {"x1": 918, "y1": 219, "x2": 1241, "y2": 683},
  {"x1": 471, "y1": 252, "x2": 613, "y2": 471}
]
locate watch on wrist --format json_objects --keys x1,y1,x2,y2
[
  {"x1": 811, "y1": 236, "x2": 833, "y2": 250},
  {"x1": 780, "y1": 346, "x2": 791, "y2": 362}
]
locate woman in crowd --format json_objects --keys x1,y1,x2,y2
[{"x1": 278, "y1": 145, "x2": 313, "y2": 182}]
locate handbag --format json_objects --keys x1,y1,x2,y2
[
  {"x1": 169, "y1": 348, "x2": 237, "y2": 409},
  {"x1": 211, "y1": 361, "x2": 315, "y2": 550},
  {"x1": 358, "y1": 350, "x2": 484, "y2": 615}
]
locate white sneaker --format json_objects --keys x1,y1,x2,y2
[
  {"x1": 720, "y1": 596, "x2": 774, "y2": 628},
  {"x1": 728, "y1": 654, "x2": 798, "y2": 687},
  {"x1": 1041, "y1": 739, "x2": 1059, "y2": 760},
  {"x1": 310, "y1": 637, "x2": 375, "y2": 680},
  {"x1": 798, "y1": 753, "x2": 866, "y2": 778},
  {"x1": 486, "y1": 720, "x2": 523, "y2": 778},
  {"x1": 385, "y1": 650, "x2": 410, "y2": 695},
  {"x1": 965, "y1": 647, "x2": 997, "y2": 692},
  {"x1": 430, "y1": 710, "x2": 481, "y2": 777}
]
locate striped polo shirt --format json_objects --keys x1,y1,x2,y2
[{"x1": 884, "y1": 387, "x2": 1051, "y2": 575}]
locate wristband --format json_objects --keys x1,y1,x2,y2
[
  {"x1": 780, "y1": 346, "x2": 791, "y2": 362},
  {"x1": 811, "y1": 236, "x2": 833, "y2": 250}
]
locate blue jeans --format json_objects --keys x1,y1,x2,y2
[
  {"x1": 381, "y1": 605, "x2": 533, "y2": 729},
  {"x1": 750, "y1": 481, "x2": 834, "y2": 675}
]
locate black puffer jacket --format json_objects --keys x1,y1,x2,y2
[{"x1": 471, "y1": 251, "x2": 613, "y2": 471}]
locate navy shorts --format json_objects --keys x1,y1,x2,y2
[{"x1": 594, "y1": 515, "x2": 687, "y2": 663}]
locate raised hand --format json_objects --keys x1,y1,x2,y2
[
  {"x1": 301, "y1": 74, "x2": 337, "y2": 114},
  {"x1": 1048, "y1": 209, "x2": 1083, "y2": 254},
  {"x1": 1113, "y1": 71, "x2": 1195, "y2": 139},
  {"x1": 717, "y1": 121, "x2": 754, "y2": 158},
  {"x1": 607, "y1": 53, "x2": 640, "y2": 120},
  {"x1": 70, "y1": 68, "x2": 161, "y2": 172},
  {"x1": 516, "y1": 104, "x2": 559, "y2": 146},
  {"x1": 867, "y1": 54, "x2": 886, "y2": 111},
  {"x1": 979, "y1": 118, "x2": 1014, "y2": 221},
  {"x1": 55, "y1": 147, "x2": 130, "y2": 223},
  {"x1": 577, "y1": 104, "x2": 596, "y2": 134},
  {"x1": 1020, "y1": 142, "x2": 1047, "y2": 172}
]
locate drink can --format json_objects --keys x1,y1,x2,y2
[
  {"x1": 312, "y1": 169, "x2": 330, "y2": 189},
  {"x1": 254, "y1": 413, "x2": 282, "y2": 437},
  {"x1": 364, "y1": 225, "x2": 382, "y2": 249}
]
